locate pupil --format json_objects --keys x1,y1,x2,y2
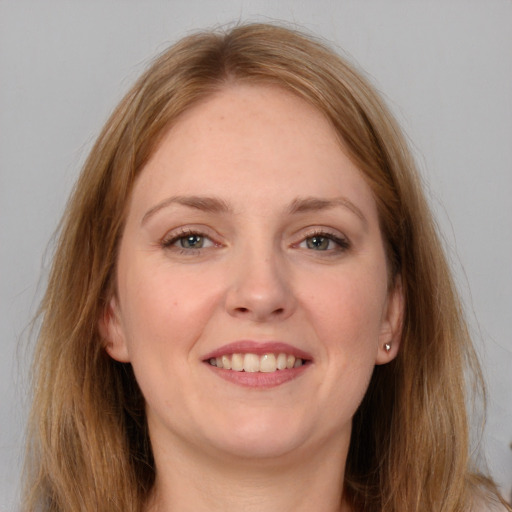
[
  {"x1": 308, "y1": 236, "x2": 328, "y2": 250},
  {"x1": 182, "y1": 235, "x2": 202, "y2": 248}
]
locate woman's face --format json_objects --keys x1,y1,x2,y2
[{"x1": 102, "y1": 84, "x2": 402, "y2": 462}]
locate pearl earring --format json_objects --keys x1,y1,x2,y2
[{"x1": 384, "y1": 343, "x2": 391, "y2": 352}]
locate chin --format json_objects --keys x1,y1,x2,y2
[
  {"x1": 200, "y1": 413, "x2": 318, "y2": 461},
  {"x1": 213, "y1": 434, "x2": 304, "y2": 461}
]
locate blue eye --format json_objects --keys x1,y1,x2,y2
[
  {"x1": 299, "y1": 232, "x2": 349, "y2": 252},
  {"x1": 162, "y1": 231, "x2": 215, "y2": 251},
  {"x1": 179, "y1": 234, "x2": 207, "y2": 249},
  {"x1": 305, "y1": 235, "x2": 331, "y2": 250}
]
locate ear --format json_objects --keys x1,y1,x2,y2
[
  {"x1": 98, "y1": 296, "x2": 131, "y2": 363},
  {"x1": 375, "y1": 275, "x2": 404, "y2": 365}
]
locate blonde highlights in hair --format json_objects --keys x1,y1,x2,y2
[{"x1": 23, "y1": 23, "x2": 506, "y2": 512}]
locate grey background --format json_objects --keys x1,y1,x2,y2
[{"x1": 1, "y1": 1, "x2": 511, "y2": 509}]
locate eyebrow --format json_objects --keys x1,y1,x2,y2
[
  {"x1": 141, "y1": 195, "x2": 232, "y2": 225},
  {"x1": 287, "y1": 196, "x2": 367, "y2": 225},
  {"x1": 141, "y1": 194, "x2": 367, "y2": 226}
]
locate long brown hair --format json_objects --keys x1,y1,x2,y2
[{"x1": 23, "y1": 23, "x2": 508, "y2": 512}]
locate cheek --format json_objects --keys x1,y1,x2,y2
[
  {"x1": 295, "y1": 268, "x2": 388, "y2": 433},
  {"x1": 304, "y1": 266, "x2": 388, "y2": 347},
  {"x1": 118, "y1": 260, "x2": 223, "y2": 354}
]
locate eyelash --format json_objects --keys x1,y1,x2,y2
[
  {"x1": 296, "y1": 229, "x2": 351, "y2": 254},
  {"x1": 161, "y1": 229, "x2": 217, "y2": 254},
  {"x1": 161, "y1": 228, "x2": 350, "y2": 256}
]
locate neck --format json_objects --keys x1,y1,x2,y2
[{"x1": 146, "y1": 431, "x2": 352, "y2": 512}]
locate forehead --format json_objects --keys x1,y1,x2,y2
[{"x1": 129, "y1": 84, "x2": 377, "y2": 219}]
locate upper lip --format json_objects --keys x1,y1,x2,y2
[{"x1": 202, "y1": 341, "x2": 313, "y2": 361}]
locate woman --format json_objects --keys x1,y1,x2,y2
[{"x1": 23, "y1": 23, "x2": 510, "y2": 512}]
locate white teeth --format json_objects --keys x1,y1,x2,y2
[
  {"x1": 276, "y1": 353, "x2": 288, "y2": 370},
  {"x1": 260, "y1": 354, "x2": 276, "y2": 373},
  {"x1": 221, "y1": 355, "x2": 231, "y2": 370},
  {"x1": 231, "y1": 353, "x2": 244, "y2": 371},
  {"x1": 208, "y1": 352, "x2": 305, "y2": 372},
  {"x1": 243, "y1": 353, "x2": 260, "y2": 372}
]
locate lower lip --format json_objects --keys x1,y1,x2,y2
[{"x1": 205, "y1": 363, "x2": 309, "y2": 388}]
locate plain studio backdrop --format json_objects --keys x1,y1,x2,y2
[{"x1": 1, "y1": 1, "x2": 511, "y2": 509}]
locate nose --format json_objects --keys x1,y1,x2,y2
[{"x1": 225, "y1": 249, "x2": 296, "y2": 323}]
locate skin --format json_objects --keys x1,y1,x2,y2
[{"x1": 101, "y1": 84, "x2": 403, "y2": 512}]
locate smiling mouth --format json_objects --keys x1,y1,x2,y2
[{"x1": 208, "y1": 353, "x2": 306, "y2": 373}]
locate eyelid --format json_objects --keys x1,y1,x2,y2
[
  {"x1": 291, "y1": 227, "x2": 351, "y2": 251},
  {"x1": 160, "y1": 225, "x2": 222, "y2": 250}
]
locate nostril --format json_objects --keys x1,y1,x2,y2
[{"x1": 233, "y1": 306, "x2": 285, "y2": 316}]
